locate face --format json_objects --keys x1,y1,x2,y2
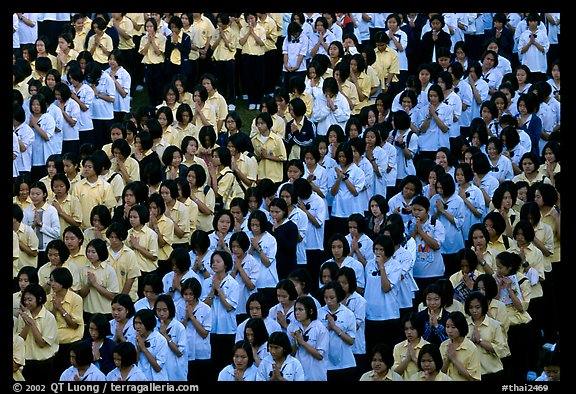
[
  {"x1": 404, "y1": 320, "x2": 419, "y2": 342},
  {"x1": 210, "y1": 253, "x2": 226, "y2": 273},
  {"x1": 426, "y1": 292, "x2": 441, "y2": 311},
  {"x1": 370, "y1": 200, "x2": 381, "y2": 217},
  {"x1": 435, "y1": 151, "x2": 448, "y2": 168},
  {"x1": 17, "y1": 182, "x2": 30, "y2": 200},
  {"x1": 521, "y1": 158, "x2": 535, "y2": 174},
  {"x1": 428, "y1": 89, "x2": 440, "y2": 105},
  {"x1": 493, "y1": 97, "x2": 506, "y2": 114},
  {"x1": 256, "y1": 119, "x2": 268, "y2": 133},
  {"x1": 293, "y1": 302, "x2": 308, "y2": 322},
  {"x1": 420, "y1": 352, "x2": 437, "y2": 374},
  {"x1": 269, "y1": 205, "x2": 284, "y2": 223},
  {"x1": 233, "y1": 348, "x2": 249, "y2": 370},
  {"x1": 268, "y1": 343, "x2": 284, "y2": 361},
  {"x1": 92, "y1": 214, "x2": 105, "y2": 231},
  {"x1": 129, "y1": 211, "x2": 141, "y2": 228},
  {"x1": 331, "y1": 240, "x2": 344, "y2": 259},
  {"x1": 82, "y1": 160, "x2": 97, "y2": 179},
  {"x1": 88, "y1": 322, "x2": 100, "y2": 340},
  {"x1": 544, "y1": 365, "x2": 560, "y2": 381},
  {"x1": 86, "y1": 245, "x2": 100, "y2": 264},
  {"x1": 160, "y1": 186, "x2": 173, "y2": 204},
  {"x1": 29, "y1": 186, "x2": 45, "y2": 205},
  {"x1": 155, "y1": 300, "x2": 170, "y2": 322},
  {"x1": 517, "y1": 186, "x2": 528, "y2": 203},
  {"x1": 217, "y1": 214, "x2": 231, "y2": 233},
  {"x1": 371, "y1": 352, "x2": 388, "y2": 374},
  {"x1": 445, "y1": 318, "x2": 460, "y2": 339},
  {"x1": 47, "y1": 247, "x2": 63, "y2": 266},
  {"x1": 321, "y1": 268, "x2": 333, "y2": 285},
  {"x1": 401, "y1": 97, "x2": 413, "y2": 112},
  {"x1": 287, "y1": 165, "x2": 302, "y2": 182},
  {"x1": 143, "y1": 285, "x2": 157, "y2": 302},
  {"x1": 486, "y1": 142, "x2": 498, "y2": 158},
  {"x1": 501, "y1": 191, "x2": 513, "y2": 209},
  {"x1": 276, "y1": 288, "x2": 290, "y2": 306},
  {"x1": 318, "y1": 142, "x2": 328, "y2": 158},
  {"x1": 323, "y1": 288, "x2": 338, "y2": 309},
  {"x1": 495, "y1": 260, "x2": 511, "y2": 276},
  {"x1": 419, "y1": 69, "x2": 431, "y2": 85},
  {"x1": 18, "y1": 274, "x2": 30, "y2": 292},
  {"x1": 468, "y1": 298, "x2": 483, "y2": 321},
  {"x1": 337, "y1": 151, "x2": 347, "y2": 167},
  {"x1": 482, "y1": 53, "x2": 496, "y2": 70},
  {"x1": 30, "y1": 99, "x2": 42, "y2": 115},
  {"x1": 111, "y1": 302, "x2": 128, "y2": 322},
  {"x1": 337, "y1": 275, "x2": 350, "y2": 295},
  {"x1": 248, "y1": 301, "x2": 263, "y2": 318},
  {"x1": 411, "y1": 204, "x2": 428, "y2": 223}
]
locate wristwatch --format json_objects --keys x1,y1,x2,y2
[{"x1": 168, "y1": 286, "x2": 175, "y2": 293}]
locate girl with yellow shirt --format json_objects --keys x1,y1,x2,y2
[
  {"x1": 187, "y1": 164, "x2": 216, "y2": 232},
  {"x1": 440, "y1": 311, "x2": 481, "y2": 381},
  {"x1": 148, "y1": 193, "x2": 175, "y2": 278}
]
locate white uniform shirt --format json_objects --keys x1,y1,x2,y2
[
  {"x1": 286, "y1": 319, "x2": 329, "y2": 381},
  {"x1": 364, "y1": 256, "x2": 402, "y2": 320},
  {"x1": 256, "y1": 354, "x2": 305, "y2": 381},
  {"x1": 201, "y1": 273, "x2": 239, "y2": 334},
  {"x1": 318, "y1": 303, "x2": 357, "y2": 370}
]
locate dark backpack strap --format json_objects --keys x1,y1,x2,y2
[
  {"x1": 203, "y1": 185, "x2": 211, "y2": 195},
  {"x1": 107, "y1": 172, "x2": 121, "y2": 183},
  {"x1": 503, "y1": 235, "x2": 510, "y2": 249}
]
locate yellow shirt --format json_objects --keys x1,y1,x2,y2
[
  {"x1": 392, "y1": 337, "x2": 430, "y2": 380},
  {"x1": 126, "y1": 226, "x2": 159, "y2": 273},
  {"x1": 15, "y1": 306, "x2": 59, "y2": 361},
  {"x1": 87, "y1": 33, "x2": 114, "y2": 64},
  {"x1": 175, "y1": 122, "x2": 198, "y2": 140},
  {"x1": 80, "y1": 261, "x2": 120, "y2": 314},
  {"x1": 48, "y1": 194, "x2": 83, "y2": 238},
  {"x1": 153, "y1": 215, "x2": 175, "y2": 261},
  {"x1": 38, "y1": 261, "x2": 81, "y2": 294},
  {"x1": 13, "y1": 291, "x2": 24, "y2": 317},
  {"x1": 109, "y1": 17, "x2": 135, "y2": 50},
  {"x1": 409, "y1": 371, "x2": 453, "y2": 381},
  {"x1": 167, "y1": 200, "x2": 191, "y2": 246},
  {"x1": 374, "y1": 46, "x2": 400, "y2": 85},
  {"x1": 439, "y1": 337, "x2": 481, "y2": 381},
  {"x1": 72, "y1": 178, "x2": 117, "y2": 229},
  {"x1": 471, "y1": 246, "x2": 498, "y2": 274},
  {"x1": 39, "y1": 175, "x2": 55, "y2": 201},
  {"x1": 108, "y1": 245, "x2": 141, "y2": 302},
  {"x1": 508, "y1": 243, "x2": 545, "y2": 299},
  {"x1": 111, "y1": 156, "x2": 140, "y2": 183},
  {"x1": 488, "y1": 298, "x2": 510, "y2": 336},
  {"x1": 258, "y1": 15, "x2": 279, "y2": 52},
  {"x1": 466, "y1": 315, "x2": 509, "y2": 375},
  {"x1": 161, "y1": 125, "x2": 184, "y2": 148},
  {"x1": 488, "y1": 235, "x2": 516, "y2": 255},
  {"x1": 533, "y1": 221, "x2": 554, "y2": 272},
  {"x1": 13, "y1": 333, "x2": 26, "y2": 381},
  {"x1": 251, "y1": 132, "x2": 287, "y2": 183},
  {"x1": 540, "y1": 207, "x2": 560, "y2": 263},
  {"x1": 139, "y1": 32, "x2": 166, "y2": 64},
  {"x1": 13, "y1": 230, "x2": 20, "y2": 278},
  {"x1": 206, "y1": 92, "x2": 229, "y2": 132},
  {"x1": 240, "y1": 23, "x2": 266, "y2": 55},
  {"x1": 73, "y1": 30, "x2": 88, "y2": 53},
  {"x1": 45, "y1": 289, "x2": 84, "y2": 344},
  {"x1": 339, "y1": 79, "x2": 360, "y2": 112},
  {"x1": 193, "y1": 104, "x2": 218, "y2": 130},
  {"x1": 250, "y1": 113, "x2": 287, "y2": 139},
  {"x1": 57, "y1": 49, "x2": 80, "y2": 75},
  {"x1": 500, "y1": 272, "x2": 532, "y2": 326},
  {"x1": 359, "y1": 369, "x2": 403, "y2": 381},
  {"x1": 14, "y1": 196, "x2": 33, "y2": 212},
  {"x1": 210, "y1": 26, "x2": 238, "y2": 61},
  {"x1": 193, "y1": 187, "x2": 216, "y2": 232},
  {"x1": 216, "y1": 166, "x2": 244, "y2": 210},
  {"x1": 126, "y1": 13, "x2": 146, "y2": 36},
  {"x1": 68, "y1": 247, "x2": 88, "y2": 270},
  {"x1": 181, "y1": 197, "x2": 199, "y2": 235},
  {"x1": 185, "y1": 25, "x2": 204, "y2": 61},
  {"x1": 235, "y1": 153, "x2": 258, "y2": 189},
  {"x1": 350, "y1": 72, "x2": 373, "y2": 114},
  {"x1": 15, "y1": 222, "x2": 39, "y2": 270},
  {"x1": 192, "y1": 15, "x2": 216, "y2": 48}
]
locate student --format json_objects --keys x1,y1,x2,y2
[
  {"x1": 13, "y1": 266, "x2": 39, "y2": 317},
  {"x1": 44, "y1": 267, "x2": 84, "y2": 378},
  {"x1": 154, "y1": 294, "x2": 188, "y2": 381},
  {"x1": 345, "y1": 213, "x2": 375, "y2": 268},
  {"x1": 392, "y1": 312, "x2": 428, "y2": 380},
  {"x1": 77, "y1": 238, "x2": 118, "y2": 322},
  {"x1": 494, "y1": 251, "x2": 532, "y2": 381},
  {"x1": 428, "y1": 172, "x2": 466, "y2": 277},
  {"x1": 109, "y1": 294, "x2": 136, "y2": 346},
  {"x1": 288, "y1": 268, "x2": 321, "y2": 312},
  {"x1": 360, "y1": 342, "x2": 402, "y2": 381},
  {"x1": 22, "y1": 181, "x2": 60, "y2": 268},
  {"x1": 279, "y1": 182, "x2": 308, "y2": 269},
  {"x1": 268, "y1": 279, "x2": 298, "y2": 334},
  {"x1": 285, "y1": 97, "x2": 316, "y2": 160},
  {"x1": 256, "y1": 331, "x2": 306, "y2": 381},
  {"x1": 464, "y1": 291, "x2": 509, "y2": 381},
  {"x1": 415, "y1": 283, "x2": 450, "y2": 345},
  {"x1": 106, "y1": 341, "x2": 148, "y2": 381},
  {"x1": 133, "y1": 273, "x2": 162, "y2": 314},
  {"x1": 251, "y1": 112, "x2": 287, "y2": 184},
  {"x1": 269, "y1": 198, "x2": 298, "y2": 281},
  {"x1": 13, "y1": 204, "x2": 39, "y2": 281},
  {"x1": 236, "y1": 291, "x2": 282, "y2": 342},
  {"x1": 230, "y1": 231, "x2": 260, "y2": 324},
  {"x1": 126, "y1": 204, "x2": 159, "y2": 299},
  {"x1": 535, "y1": 349, "x2": 560, "y2": 382},
  {"x1": 159, "y1": 179, "x2": 190, "y2": 252},
  {"x1": 82, "y1": 313, "x2": 116, "y2": 375},
  {"x1": 106, "y1": 223, "x2": 140, "y2": 303},
  {"x1": 83, "y1": 204, "x2": 112, "y2": 246},
  {"x1": 179, "y1": 277, "x2": 211, "y2": 383},
  {"x1": 407, "y1": 195, "x2": 445, "y2": 306},
  {"x1": 408, "y1": 343, "x2": 452, "y2": 381},
  {"x1": 63, "y1": 225, "x2": 87, "y2": 269},
  {"x1": 287, "y1": 295, "x2": 329, "y2": 381},
  {"x1": 132, "y1": 309, "x2": 169, "y2": 381},
  {"x1": 317, "y1": 260, "x2": 339, "y2": 302},
  {"x1": 59, "y1": 340, "x2": 106, "y2": 381},
  {"x1": 243, "y1": 317, "x2": 269, "y2": 367},
  {"x1": 454, "y1": 163, "x2": 484, "y2": 244},
  {"x1": 49, "y1": 172, "x2": 83, "y2": 238},
  {"x1": 186, "y1": 164, "x2": 216, "y2": 232},
  {"x1": 217, "y1": 340, "x2": 258, "y2": 381},
  {"x1": 330, "y1": 142, "x2": 366, "y2": 235},
  {"x1": 318, "y1": 280, "x2": 357, "y2": 381},
  {"x1": 202, "y1": 250, "x2": 240, "y2": 379},
  {"x1": 417, "y1": 84, "x2": 452, "y2": 160},
  {"x1": 364, "y1": 235, "x2": 403, "y2": 356},
  {"x1": 439, "y1": 311, "x2": 481, "y2": 381}
]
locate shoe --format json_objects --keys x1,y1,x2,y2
[
  {"x1": 135, "y1": 85, "x2": 144, "y2": 92},
  {"x1": 242, "y1": 94, "x2": 248, "y2": 100},
  {"x1": 248, "y1": 104, "x2": 256, "y2": 110},
  {"x1": 228, "y1": 104, "x2": 236, "y2": 111}
]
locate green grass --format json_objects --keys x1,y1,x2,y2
[{"x1": 131, "y1": 86, "x2": 258, "y2": 133}]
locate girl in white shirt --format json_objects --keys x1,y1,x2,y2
[
  {"x1": 256, "y1": 331, "x2": 305, "y2": 380},
  {"x1": 106, "y1": 341, "x2": 149, "y2": 381},
  {"x1": 217, "y1": 339, "x2": 258, "y2": 381},
  {"x1": 154, "y1": 294, "x2": 188, "y2": 381}
]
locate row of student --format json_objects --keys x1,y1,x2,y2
[
  {"x1": 13, "y1": 177, "x2": 559, "y2": 380},
  {"x1": 13, "y1": 134, "x2": 560, "y2": 289},
  {"x1": 13, "y1": 240, "x2": 556, "y2": 382},
  {"x1": 12, "y1": 12, "x2": 559, "y2": 113},
  {"x1": 12, "y1": 13, "x2": 560, "y2": 158}
]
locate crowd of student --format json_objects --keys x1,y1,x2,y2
[{"x1": 12, "y1": 12, "x2": 561, "y2": 383}]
